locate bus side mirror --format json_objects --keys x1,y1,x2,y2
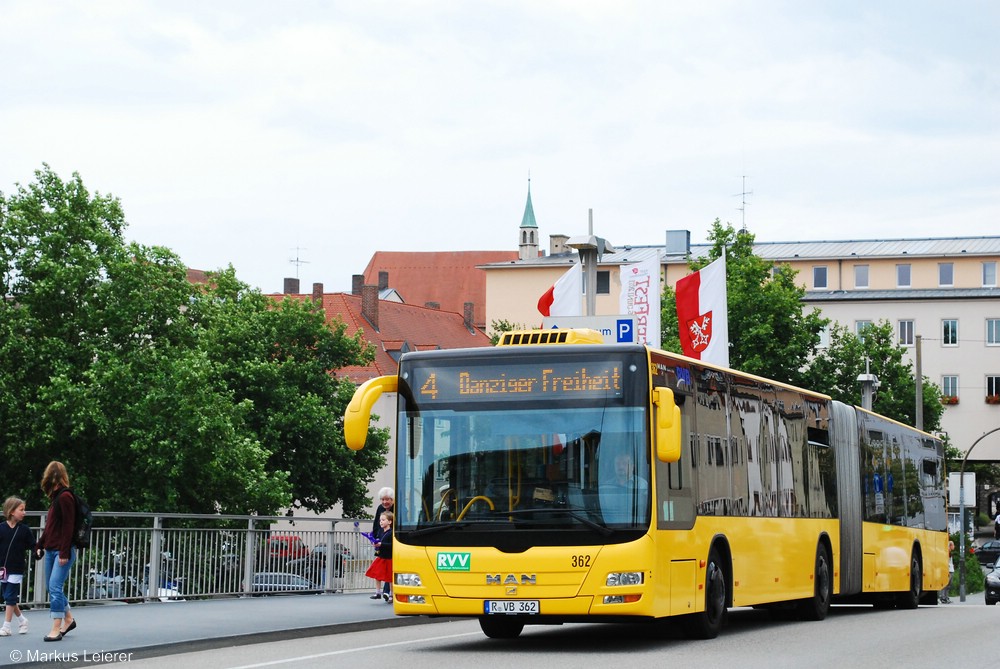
[
  {"x1": 344, "y1": 375, "x2": 398, "y2": 450},
  {"x1": 653, "y1": 386, "x2": 682, "y2": 463}
]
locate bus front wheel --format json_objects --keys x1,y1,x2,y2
[
  {"x1": 479, "y1": 617, "x2": 524, "y2": 639},
  {"x1": 682, "y1": 546, "x2": 727, "y2": 639}
]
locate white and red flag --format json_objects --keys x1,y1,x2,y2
[
  {"x1": 537, "y1": 263, "x2": 583, "y2": 317},
  {"x1": 675, "y1": 255, "x2": 729, "y2": 367}
]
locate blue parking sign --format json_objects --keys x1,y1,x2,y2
[{"x1": 617, "y1": 319, "x2": 634, "y2": 343}]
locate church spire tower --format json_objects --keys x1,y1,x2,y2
[{"x1": 518, "y1": 175, "x2": 539, "y2": 261}]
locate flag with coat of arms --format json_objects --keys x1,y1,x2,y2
[{"x1": 674, "y1": 255, "x2": 729, "y2": 368}]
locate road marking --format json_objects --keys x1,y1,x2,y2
[{"x1": 225, "y1": 631, "x2": 482, "y2": 668}]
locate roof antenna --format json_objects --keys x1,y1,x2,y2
[
  {"x1": 733, "y1": 175, "x2": 752, "y2": 232},
  {"x1": 289, "y1": 246, "x2": 309, "y2": 279}
]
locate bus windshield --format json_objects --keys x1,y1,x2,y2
[{"x1": 393, "y1": 349, "x2": 651, "y2": 545}]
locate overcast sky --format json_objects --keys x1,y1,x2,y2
[{"x1": 2, "y1": 1, "x2": 998, "y2": 293}]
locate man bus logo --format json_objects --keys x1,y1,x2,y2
[
  {"x1": 437, "y1": 552, "x2": 472, "y2": 571},
  {"x1": 486, "y1": 574, "x2": 537, "y2": 585}
]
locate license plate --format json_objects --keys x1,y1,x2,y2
[{"x1": 484, "y1": 599, "x2": 539, "y2": 615}]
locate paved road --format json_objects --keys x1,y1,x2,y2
[
  {"x1": 1, "y1": 593, "x2": 440, "y2": 668},
  {"x1": 0, "y1": 589, "x2": 986, "y2": 668}
]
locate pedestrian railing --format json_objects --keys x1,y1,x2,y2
[{"x1": 20, "y1": 512, "x2": 377, "y2": 608}]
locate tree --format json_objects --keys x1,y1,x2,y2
[
  {"x1": 0, "y1": 165, "x2": 386, "y2": 515},
  {"x1": 187, "y1": 268, "x2": 388, "y2": 517},
  {"x1": 803, "y1": 321, "x2": 945, "y2": 432},
  {"x1": 487, "y1": 318, "x2": 526, "y2": 345},
  {"x1": 661, "y1": 220, "x2": 828, "y2": 388}
]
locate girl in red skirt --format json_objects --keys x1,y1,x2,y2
[{"x1": 365, "y1": 511, "x2": 393, "y2": 602}]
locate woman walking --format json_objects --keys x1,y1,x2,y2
[{"x1": 35, "y1": 461, "x2": 78, "y2": 642}]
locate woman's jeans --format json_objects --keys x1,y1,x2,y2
[{"x1": 43, "y1": 549, "x2": 75, "y2": 619}]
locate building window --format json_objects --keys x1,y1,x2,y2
[
  {"x1": 985, "y1": 262, "x2": 998, "y2": 287},
  {"x1": 585, "y1": 270, "x2": 611, "y2": 295},
  {"x1": 942, "y1": 375, "x2": 958, "y2": 398},
  {"x1": 817, "y1": 326, "x2": 830, "y2": 349},
  {"x1": 854, "y1": 265, "x2": 869, "y2": 289},
  {"x1": 813, "y1": 266, "x2": 828, "y2": 289},
  {"x1": 938, "y1": 263, "x2": 954, "y2": 287},
  {"x1": 897, "y1": 264, "x2": 911, "y2": 288},
  {"x1": 942, "y1": 319, "x2": 958, "y2": 346},
  {"x1": 898, "y1": 320, "x2": 914, "y2": 347},
  {"x1": 988, "y1": 376, "x2": 1000, "y2": 397},
  {"x1": 597, "y1": 270, "x2": 610, "y2": 295},
  {"x1": 856, "y1": 320, "x2": 872, "y2": 341},
  {"x1": 988, "y1": 319, "x2": 1000, "y2": 346}
]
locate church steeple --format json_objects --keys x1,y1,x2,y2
[{"x1": 518, "y1": 176, "x2": 539, "y2": 261}]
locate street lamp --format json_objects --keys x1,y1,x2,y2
[
  {"x1": 566, "y1": 227, "x2": 614, "y2": 317},
  {"x1": 959, "y1": 426, "x2": 1000, "y2": 601}
]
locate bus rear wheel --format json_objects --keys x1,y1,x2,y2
[
  {"x1": 479, "y1": 617, "x2": 524, "y2": 639},
  {"x1": 895, "y1": 553, "x2": 922, "y2": 610},
  {"x1": 796, "y1": 544, "x2": 832, "y2": 621},
  {"x1": 682, "y1": 546, "x2": 727, "y2": 639}
]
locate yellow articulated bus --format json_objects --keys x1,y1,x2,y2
[{"x1": 344, "y1": 329, "x2": 949, "y2": 639}]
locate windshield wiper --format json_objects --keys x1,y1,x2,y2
[
  {"x1": 501, "y1": 507, "x2": 613, "y2": 536},
  {"x1": 407, "y1": 521, "x2": 475, "y2": 538}
]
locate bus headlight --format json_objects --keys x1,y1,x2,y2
[
  {"x1": 606, "y1": 572, "x2": 644, "y2": 587},
  {"x1": 395, "y1": 573, "x2": 422, "y2": 587}
]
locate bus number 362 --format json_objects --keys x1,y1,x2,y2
[{"x1": 571, "y1": 555, "x2": 591, "y2": 568}]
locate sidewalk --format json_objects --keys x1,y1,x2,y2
[{"x1": 3, "y1": 593, "x2": 438, "y2": 668}]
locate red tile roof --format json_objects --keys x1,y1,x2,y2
[
  {"x1": 362, "y1": 251, "x2": 519, "y2": 329},
  {"x1": 186, "y1": 268, "x2": 211, "y2": 284},
  {"x1": 269, "y1": 291, "x2": 493, "y2": 384}
]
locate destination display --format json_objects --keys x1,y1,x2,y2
[{"x1": 408, "y1": 361, "x2": 625, "y2": 403}]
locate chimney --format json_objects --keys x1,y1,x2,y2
[
  {"x1": 425, "y1": 302, "x2": 440, "y2": 310},
  {"x1": 665, "y1": 230, "x2": 691, "y2": 256},
  {"x1": 550, "y1": 234, "x2": 570, "y2": 255},
  {"x1": 310, "y1": 283, "x2": 326, "y2": 317},
  {"x1": 361, "y1": 284, "x2": 379, "y2": 331},
  {"x1": 283, "y1": 277, "x2": 300, "y2": 294},
  {"x1": 351, "y1": 274, "x2": 364, "y2": 295},
  {"x1": 463, "y1": 302, "x2": 475, "y2": 330},
  {"x1": 378, "y1": 271, "x2": 389, "y2": 291}
]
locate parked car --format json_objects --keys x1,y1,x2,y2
[
  {"x1": 244, "y1": 571, "x2": 317, "y2": 595},
  {"x1": 319, "y1": 542, "x2": 354, "y2": 560},
  {"x1": 286, "y1": 549, "x2": 343, "y2": 586},
  {"x1": 974, "y1": 540, "x2": 1000, "y2": 568},
  {"x1": 985, "y1": 566, "x2": 1000, "y2": 605},
  {"x1": 267, "y1": 535, "x2": 310, "y2": 561}
]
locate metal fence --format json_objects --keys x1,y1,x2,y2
[{"x1": 16, "y1": 512, "x2": 379, "y2": 608}]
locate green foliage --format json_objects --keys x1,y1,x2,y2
[
  {"x1": 803, "y1": 321, "x2": 944, "y2": 432},
  {"x1": 1, "y1": 165, "x2": 387, "y2": 515},
  {"x1": 948, "y1": 533, "x2": 985, "y2": 595},
  {"x1": 487, "y1": 318, "x2": 526, "y2": 345},
  {"x1": 186, "y1": 272, "x2": 387, "y2": 517},
  {"x1": 658, "y1": 285, "x2": 682, "y2": 354}
]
